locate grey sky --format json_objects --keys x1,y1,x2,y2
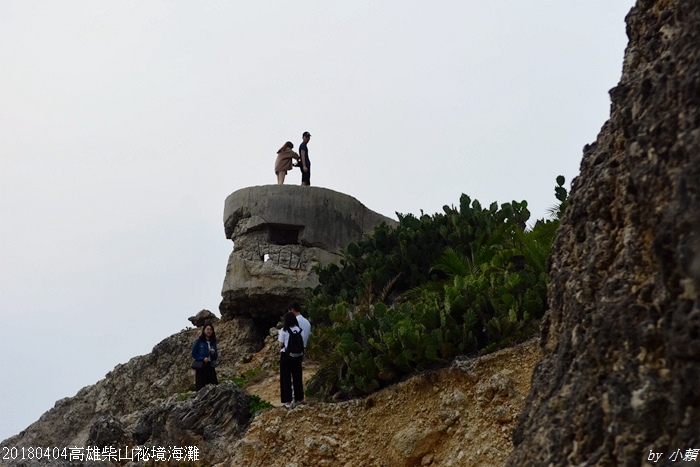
[{"x1": 0, "y1": 1, "x2": 635, "y2": 440}]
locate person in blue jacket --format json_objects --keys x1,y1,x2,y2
[{"x1": 191, "y1": 323, "x2": 219, "y2": 391}]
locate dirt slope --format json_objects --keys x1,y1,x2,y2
[{"x1": 226, "y1": 338, "x2": 540, "y2": 467}]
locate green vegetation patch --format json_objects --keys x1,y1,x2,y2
[
  {"x1": 229, "y1": 367, "x2": 264, "y2": 388},
  {"x1": 248, "y1": 394, "x2": 273, "y2": 415},
  {"x1": 306, "y1": 178, "x2": 567, "y2": 399}
]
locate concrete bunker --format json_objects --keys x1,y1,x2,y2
[{"x1": 220, "y1": 185, "x2": 397, "y2": 340}]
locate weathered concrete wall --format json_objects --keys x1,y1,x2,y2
[
  {"x1": 509, "y1": 1, "x2": 700, "y2": 465},
  {"x1": 220, "y1": 185, "x2": 397, "y2": 323}
]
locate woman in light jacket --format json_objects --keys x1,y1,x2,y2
[
  {"x1": 274, "y1": 141, "x2": 299, "y2": 185},
  {"x1": 191, "y1": 324, "x2": 219, "y2": 391}
]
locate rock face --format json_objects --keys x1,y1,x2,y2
[
  {"x1": 131, "y1": 381, "x2": 250, "y2": 458},
  {"x1": 220, "y1": 185, "x2": 396, "y2": 324},
  {"x1": 0, "y1": 318, "x2": 259, "y2": 466},
  {"x1": 509, "y1": 1, "x2": 700, "y2": 465},
  {"x1": 0, "y1": 326, "x2": 540, "y2": 467}
]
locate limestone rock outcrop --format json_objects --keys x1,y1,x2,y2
[
  {"x1": 0, "y1": 326, "x2": 540, "y2": 467},
  {"x1": 509, "y1": 1, "x2": 700, "y2": 465},
  {"x1": 131, "y1": 382, "x2": 251, "y2": 460},
  {"x1": 0, "y1": 318, "x2": 259, "y2": 466},
  {"x1": 220, "y1": 185, "x2": 396, "y2": 324},
  {"x1": 87, "y1": 415, "x2": 127, "y2": 449}
]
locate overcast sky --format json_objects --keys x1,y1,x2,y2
[{"x1": 0, "y1": 1, "x2": 635, "y2": 441}]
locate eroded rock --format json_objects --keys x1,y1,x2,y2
[
  {"x1": 133, "y1": 382, "x2": 250, "y2": 463},
  {"x1": 0, "y1": 319, "x2": 260, "y2": 463},
  {"x1": 188, "y1": 309, "x2": 220, "y2": 328},
  {"x1": 509, "y1": 1, "x2": 700, "y2": 465}
]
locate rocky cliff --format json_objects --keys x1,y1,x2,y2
[
  {"x1": 0, "y1": 318, "x2": 260, "y2": 466},
  {"x1": 0, "y1": 318, "x2": 540, "y2": 467},
  {"x1": 509, "y1": 1, "x2": 700, "y2": 465}
]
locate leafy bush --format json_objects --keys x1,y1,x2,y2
[
  {"x1": 306, "y1": 178, "x2": 567, "y2": 399},
  {"x1": 312, "y1": 195, "x2": 532, "y2": 309}
]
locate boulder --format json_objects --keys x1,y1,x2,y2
[
  {"x1": 188, "y1": 309, "x2": 220, "y2": 328},
  {"x1": 388, "y1": 424, "x2": 443, "y2": 467},
  {"x1": 133, "y1": 382, "x2": 250, "y2": 464}
]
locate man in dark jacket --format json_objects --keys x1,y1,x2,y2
[{"x1": 299, "y1": 131, "x2": 311, "y2": 186}]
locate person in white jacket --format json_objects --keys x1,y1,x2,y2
[{"x1": 278, "y1": 312, "x2": 304, "y2": 408}]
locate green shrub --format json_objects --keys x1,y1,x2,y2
[
  {"x1": 306, "y1": 178, "x2": 567, "y2": 399},
  {"x1": 248, "y1": 394, "x2": 273, "y2": 414}
]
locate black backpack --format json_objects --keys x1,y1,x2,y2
[{"x1": 286, "y1": 328, "x2": 305, "y2": 358}]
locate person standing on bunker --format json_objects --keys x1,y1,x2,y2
[
  {"x1": 274, "y1": 141, "x2": 299, "y2": 185},
  {"x1": 299, "y1": 131, "x2": 311, "y2": 186}
]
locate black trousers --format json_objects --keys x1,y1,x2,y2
[
  {"x1": 280, "y1": 353, "x2": 304, "y2": 403},
  {"x1": 195, "y1": 362, "x2": 218, "y2": 391}
]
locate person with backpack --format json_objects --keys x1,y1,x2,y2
[
  {"x1": 278, "y1": 311, "x2": 305, "y2": 408},
  {"x1": 288, "y1": 301, "x2": 311, "y2": 354}
]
